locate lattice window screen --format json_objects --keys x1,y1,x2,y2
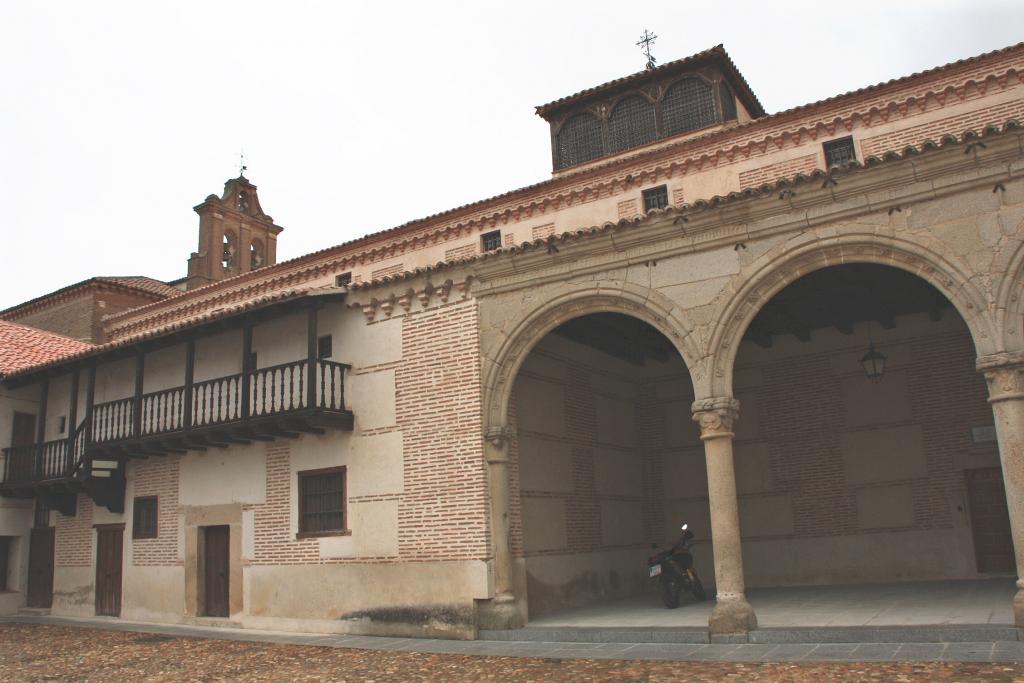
[
  {"x1": 556, "y1": 114, "x2": 604, "y2": 169},
  {"x1": 607, "y1": 96, "x2": 658, "y2": 153},
  {"x1": 662, "y1": 78, "x2": 719, "y2": 136}
]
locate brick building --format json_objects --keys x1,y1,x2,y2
[{"x1": 1, "y1": 43, "x2": 1024, "y2": 639}]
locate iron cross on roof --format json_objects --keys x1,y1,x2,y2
[{"x1": 636, "y1": 29, "x2": 658, "y2": 70}]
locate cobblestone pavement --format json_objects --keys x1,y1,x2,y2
[{"x1": 2, "y1": 624, "x2": 1024, "y2": 682}]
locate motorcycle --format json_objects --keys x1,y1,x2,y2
[{"x1": 647, "y1": 522, "x2": 706, "y2": 608}]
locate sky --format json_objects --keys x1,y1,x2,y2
[{"x1": 1, "y1": 0, "x2": 1021, "y2": 310}]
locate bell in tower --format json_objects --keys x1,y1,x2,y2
[{"x1": 185, "y1": 174, "x2": 284, "y2": 290}]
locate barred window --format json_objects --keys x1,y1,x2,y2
[
  {"x1": 317, "y1": 335, "x2": 333, "y2": 359},
  {"x1": 133, "y1": 496, "x2": 157, "y2": 539},
  {"x1": 719, "y1": 81, "x2": 737, "y2": 121},
  {"x1": 481, "y1": 230, "x2": 502, "y2": 252},
  {"x1": 607, "y1": 96, "x2": 657, "y2": 153},
  {"x1": 298, "y1": 467, "x2": 346, "y2": 536},
  {"x1": 824, "y1": 136, "x2": 856, "y2": 168},
  {"x1": 555, "y1": 113, "x2": 603, "y2": 169},
  {"x1": 662, "y1": 78, "x2": 719, "y2": 137},
  {"x1": 643, "y1": 185, "x2": 669, "y2": 212}
]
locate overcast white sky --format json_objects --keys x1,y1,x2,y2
[{"x1": 1, "y1": 1, "x2": 1021, "y2": 310}]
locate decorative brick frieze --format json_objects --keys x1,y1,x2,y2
[{"x1": 739, "y1": 154, "x2": 818, "y2": 190}]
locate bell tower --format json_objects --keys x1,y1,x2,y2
[{"x1": 186, "y1": 174, "x2": 284, "y2": 290}]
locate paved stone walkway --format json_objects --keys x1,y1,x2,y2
[
  {"x1": 529, "y1": 578, "x2": 1016, "y2": 628},
  {"x1": 3, "y1": 615, "x2": 1023, "y2": 663}
]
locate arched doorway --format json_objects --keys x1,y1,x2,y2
[
  {"x1": 506, "y1": 312, "x2": 710, "y2": 621},
  {"x1": 727, "y1": 264, "x2": 1014, "y2": 615}
]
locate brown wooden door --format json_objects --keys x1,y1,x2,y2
[
  {"x1": 203, "y1": 525, "x2": 230, "y2": 617},
  {"x1": 27, "y1": 527, "x2": 54, "y2": 608},
  {"x1": 966, "y1": 467, "x2": 1015, "y2": 574},
  {"x1": 95, "y1": 526, "x2": 123, "y2": 616},
  {"x1": 9, "y1": 412, "x2": 36, "y2": 482}
]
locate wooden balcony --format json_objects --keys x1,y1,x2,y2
[{"x1": 1, "y1": 358, "x2": 352, "y2": 513}]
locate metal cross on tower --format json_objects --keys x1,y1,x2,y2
[
  {"x1": 636, "y1": 29, "x2": 658, "y2": 70},
  {"x1": 239, "y1": 152, "x2": 248, "y2": 178}
]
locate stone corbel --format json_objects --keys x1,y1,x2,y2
[
  {"x1": 397, "y1": 289, "x2": 413, "y2": 313},
  {"x1": 417, "y1": 283, "x2": 435, "y2": 308},
  {"x1": 360, "y1": 301, "x2": 377, "y2": 322},
  {"x1": 438, "y1": 280, "x2": 454, "y2": 303},
  {"x1": 455, "y1": 277, "x2": 473, "y2": 301},
  {"x1": 691, "y1": 396, "x2": 740, "y2": 441},
  {"x1": 379, "y1": 294, "x2": 394, "y2": 317}
]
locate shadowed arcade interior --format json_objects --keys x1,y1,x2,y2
[{"x1": 509, "y1": 264, "x2": 1014, "y2": 626}]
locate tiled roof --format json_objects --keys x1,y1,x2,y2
[
  {"x1": 82, "y1": 42, "x2": 1024, "y2": 337},
  {"x1": 534, "y1": 44, "x2": 766, "y2": 119},
  {"x1": 348, "y1": 120, "x2": 1021, "y2": 291},
  {"x1": 0, "y1": 320, "x2": 93, "y2": 377},
  {"x1": 2, "y1": 288, "x2": 333, "y2": 380},
  {"x1": 0, "y1": 275, "x2": 182, "y2": 320}
]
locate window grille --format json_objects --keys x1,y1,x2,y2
[
  {"x1": 719, "y1": 81, "x2": 737, "y2": 121},
  {"x1": 34, "y1": 499, "x2": 50, "y2": 528},
  {"x1": 0, "y1": 537, "x2": 9, "y2": 591},
  {"x1": 662, "y1": 78, "x2": 719, "y2": 137},
  {"x1": 608, "y1": 96, "x2": 658, "y2": 153},
  {"x1": 335, "y1": 272, "x2": 352, "y2": 287},
  {"x1": 643, "y1": 185, "x2": 669, "y2": 212},
  {"x1": 299, "y1": 468, "x2": 346, "y2": 535},
  {"x1": 481, "y1": 230, "x2": 502, "y2": 252},
  {"x1": 823, "y1": 136, "x2": 857, "y2": 168},
  {"x1": 133, "y1": 497, "x2": 158, "y2": 539},
  {"x1": 556, "y1": 114, "x2": 603, "y2": 169}
]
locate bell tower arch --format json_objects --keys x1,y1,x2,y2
[{"x1": 186, "y1": 174, "x2": 284, "y2": 290}]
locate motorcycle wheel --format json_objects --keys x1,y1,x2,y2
[
  {"x1": 689, "y1": 575, "x2": 707, "y2": 602},
  {"x1": 660, "y1": 579, "x2": 681, "y2": 609}
]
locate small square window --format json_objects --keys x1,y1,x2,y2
[
  {"x1": 133, "y1": 496, "x2": 158, "y2": 539},
  {"x1": 642, "y1": 185, "x2": 669, "y2": 212},
  {"x1": 298, "y1": 467, "x2": 347, "y2": 537},
  {"x1": 823, "y1": 136, "x2": 856, "y2": 168},
  {"x1": 57, "y1": 416, "x2": 67, "y2": 434},
  {"x1": 317, "y1": 335, "x2": 333, "y2": 359},
  {"x1": 248, "y1": 352, "x2": 258, "y2": 370},
  {"x1": 480, "y1": 230, "x2": 502, "y2": 252},
  {"x1": 335, "y1": 272, "x2": 352, "y2": 287}
]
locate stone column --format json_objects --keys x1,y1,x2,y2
[
  {"x1": 478, "y1": 425, "x2": 523, "y2": 629},
  {"x1": 692, "y1": 396, "x2": 757, "y2": 635},
  {"x1": 978, "y1": 352, "x2": 1024, "y2": 627}
]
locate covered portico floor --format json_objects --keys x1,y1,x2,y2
[{"x1": 527, "y1": 579, "x2": 1016, "y2": 629}]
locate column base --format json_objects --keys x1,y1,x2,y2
[
  {"x1": 709, "y1": 596, "x2": 757, "y2": 635},
  {"x1": 1015, "y1": 584, "x2": 1024, "y2": 628},
  {"x1": 476, "y1": 593, "x2": 525, "y2": 631}
]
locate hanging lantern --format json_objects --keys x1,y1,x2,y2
[{"x1": 861, "y1": 342, "x2": 887, "y2": 382}]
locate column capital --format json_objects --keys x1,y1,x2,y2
[
  {"x1": 484, "y1": 425, "x2": 516, "y2": 449},
  {"x1": 691, "y1": 396, "x2": 740, "y2": 441},
  {"x1": 977, "y1": 352, "x2": 1024, "y2": 404}
]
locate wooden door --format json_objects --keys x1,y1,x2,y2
[
  {"x1": 95, "y1": 526, "x2": 123, "y2": 616},
  {"x1": 203, "y1": 525, "x2": 230, "y2": 617},
  {"x1": 27, "y1": 527, "x2": 54, "y2": 608},
  {"x1": 966, "y1": 467, "x2": 1015, "y2": 574},
  {"x1": 9, "y1": 412, "x2": 36, "y2": 482}
]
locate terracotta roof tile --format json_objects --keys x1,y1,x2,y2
[
  {"x1": 0, "y1": 320, "x2": 93, "y2": 377},
  {"x1": 0, "y1": 275, "x2": 182, "y2": 320}
]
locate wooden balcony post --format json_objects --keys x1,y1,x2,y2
[
  {"x1": 34, "y1": 381, "x2": 48, "y2": 481},
  {"x1": 65, "y1": 369, "x2": 80, "y2": 475},
  {"x1": 132, "y1": 351, "x2": 145, "y2": 438},
  {"x1": 183, "y1": 340, "x2": 195, "y2": 432},
  {"x1": 241, "y1": 324, "x2": 253, "y2": 419},
  {"x1": 84, "y1": 365, "x2": 96, "y2": 446},
  {"x1": 307, "y1": 306, "x2": 318, "y2": 409}
]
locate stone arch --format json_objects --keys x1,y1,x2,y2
[
  {"x1": 481, "y1": 282, "x2": 703, "y2": 434},
  {"x1": 992, "y1": 221, "x2": 1024, "y2": 354},
  {"x1": 706, "y1": 234, "x2": 997, "y2": 396}
]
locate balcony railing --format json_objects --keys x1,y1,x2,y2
[{"x1": 1, "y1": 359, "x2": 350, "y2": 487}]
